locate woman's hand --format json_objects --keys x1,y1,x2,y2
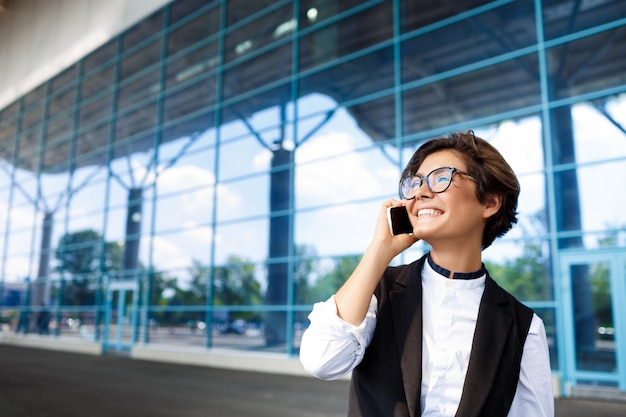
[{"x1": 369, "y1": 199, "x2": 420, "y2": 263}]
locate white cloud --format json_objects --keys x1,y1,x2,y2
[
  {"x1": 296, "y1": 131, "x2": 397, "y2": 206},
  {"x1": 143, "y1": 235, "x2": 192, "y2": 272}
]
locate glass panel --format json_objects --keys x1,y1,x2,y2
[
  {"x1": 217, "y1": 175, "x2": 269, "y2": 222},
  {"x1": 299, "y1": 47, "x2": 394, "y2": 107},
  {"x1": 48, "y1": 88, "x2": 76, "y2": 119},
  {"x1": 104, "y1": 289, "x2": 135, "y2": 347},
  {"x1": 23, "y1": 84, "x2": 47, "y2": 109},
  {"x1": 543, "y1": 0, "x2": 625, "y2": 40},
  {"x1": 51, "y1": 64, "x2": 78, "y2": 93},
  {"x1": 400, "y1": 0, "x2": 492, "y2": 33},
  {"x1": 1, "y1": 101, "x2": 20, "y2": 122},
  {"x1": 169, "y1": 0, "x2": 219, "y2": 25},
  {"x1": 68, "y1": 168, "x2": 108, "y2": 229},
  {"x1": 79, "y1": 93, "x2": 113, "y2": 128},
  {"x1": 345, "y1": 94, "x2": 395, "y2": 143},
  {"x1": 402, "y1": 56, "x2": 540, "y2": 136},
  {"x1": 296, "y1": 200, "x2": 385, "y2": 257},
  {"x1": 224, "y1": 3, "x2": 293, "y2": 65},
  {"x1": 83, "y1": 39, "x2": 117, "y2": 74},
  {"x1": 484, "y1": 238, "x2": 553, "y2": 301},
  {"x1": 572, "y1": 98, "x2": 626, "y2": 164},
  {"x1": 46, "y1": 113, "x2": 73, "y2": 145},
  {"x1": 162, "y1": 112, "x2": 215, "y2": 146},
  {"x1": 536, "y1": 307, "x2": 559, "y2": 370},
  {"x1": 222, "y1": 46, "x2": 292, "y2": 102},
  {"x1": 119, "y1": 40, "x2": 161, "y2": 82},
  {"x1": 212, "y1": 310, "x2": 266, "y2": 351},
  {"x1": 569, "y1": 261, "x2": 616, "y2": 373},
  {"x1": 154, "y1": 156, "x2": 215, "y2": 237},
  {"x1": 165, "y1": 41, "x2": 219, "y2": 89},
  {"x1": 299, "y1": 1, "x2": 392, "y2": 71},
  {"x1": 162, "y1": 77, "x2": 217, "y2": 124},
  {"x1": 300, "y1": 0, "x2": 385, "y2": 29},
  {"x1": 22, "y1": 105, "x2": 45, "y2": 132},
  {"x1": 16, "y1": 131, "x2": 42, "y2": 172},
  {"x1": 167, "y1": 9, "x2": 220, "y2": 56},
  {"x1": 554, "y1": 168, "x2": 584, "y2": 249},
  {"x1": 214, "y1": 218, "x2": 268, "y2": 264},
  {"x1": 217, "y1": 135, "x2": 272, "y2": 181},
  {"x1": 546, "y1": 28, "x2": 626, "y2": 100},
  {"x1": 226, "y1": 0, "x2": 279, "y2": 26},
  {"x1": 0, "y1": 121, "x2": 17, "y2": 159},
  {"x1": 82, "y1": 66, "x2": 115, "y2": 99},
  {"x1": 296, "y1": 142, "x2": 397, "y2": 209},
  {"x1": 401, "y1": 4, "x2": 536, "y2": 84},
  {"x1": 4, "y1": 202, "x2": 35, "y2": 281},
  {"x1": 122, "y1": 11, "x2": 163, "y2": 51},
  {"x1": 42, "y1": 137, "x2": 72, "y2": 173},
  {"x1": 117, "y1": 70, "x2": 160, "y2": 111},
  {"x1": 295, "y1": 253, "x2": 360, "y2": 304},
  {"x1": 577, "y1": 161, "x2": 626, "y2": 240},
  {"x1": 76, "y1": 123, "x2": 110, "y2": 168},
  {"x1": 114, "y1": 103, "x2": 157, "y2": 143}
]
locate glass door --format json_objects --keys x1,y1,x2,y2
[
  {"x1": 103, "y1": 280, "x2": 138, "y2": 353},
  {"x1": 560, "y1": 249, "x2": 626, "y2": 392}
]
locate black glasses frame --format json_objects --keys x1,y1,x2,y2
[{"x1": 399, "y1": 167, "x2": 477, "y2": 200}]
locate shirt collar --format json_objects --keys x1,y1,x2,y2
[{"x1": 427, "y1": 253, "x2": 486, "y2": 280}]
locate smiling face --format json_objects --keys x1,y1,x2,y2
[{"x1": 405, "y1": 149, "x2": 499, "y2": 251}]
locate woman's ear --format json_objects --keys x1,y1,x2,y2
[{"x1": 482, "y1": 193, "x2": 502, "y2": 219}]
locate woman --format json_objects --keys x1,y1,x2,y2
[{"x1": 299, "y1": 131, "x2": 554, "y2": 417}]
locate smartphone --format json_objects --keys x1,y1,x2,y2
[{"x1": 387, "y1": 206, "x2": 413, "y2": 235}]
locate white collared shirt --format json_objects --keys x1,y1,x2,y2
[{"x1": 299, "y1": 261, "x2": 554, "y2": 417}]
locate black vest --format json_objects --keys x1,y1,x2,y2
[{"x1": 348, "y1": 255, "x2": 534, "y2": 417}]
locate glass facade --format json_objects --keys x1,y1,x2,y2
[{"x1": 1, "y1": 0, "x2": 625, "y2": 394}]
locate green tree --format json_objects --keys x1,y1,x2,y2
[
  {"x1": 589, "y1": 228, "x2": 620, "y2": 327},
  {"x1": 310, "y1": 254, "x2": 361, "y2": 302},
  {"x1": 213, "y1": 255, "x2": 262, "y2": 321},
  {"x1": 486, "y1": 211, "x2": 551, "y2": 302},
  {"x1": 486, "y1": 239, "x2": 550, "y2": 301},
  {"x1": 55, "y1": 230, "x2": 123, "y2": 306},
  {"x1": 294, "y1": 245, "x2": 318, "y2": 305}
]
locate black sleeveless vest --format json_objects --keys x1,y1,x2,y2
[{"x1": 348, "y1": 255, "x2": 534, "y2": 417}]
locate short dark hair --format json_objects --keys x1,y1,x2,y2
[{"x1": 401, "y1": 130, "x2": 519, "y2": 249}]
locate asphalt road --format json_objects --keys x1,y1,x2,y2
[{"x1": 1, "y1": 345, "x2": 626, "y2": 417}]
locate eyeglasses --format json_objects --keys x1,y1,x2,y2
[{"x1": 399, "y1": 167, "x2": 477, "y2": 200}]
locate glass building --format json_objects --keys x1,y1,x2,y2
[{"x1": 1, "y1": 0, "x2": 625, "y2": 397}]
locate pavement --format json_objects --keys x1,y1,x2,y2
[{"x1": 1, "y1": 345, "x2": 626, "y2": 417}]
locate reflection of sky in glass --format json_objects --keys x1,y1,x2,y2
[{"x1": 1, "y1": 95, "x2": 626, "y2": 281}]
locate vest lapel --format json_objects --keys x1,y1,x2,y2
[
  {"x1": 455, "y1": 277, "x2": 513, "y2": 417},
  {"x1": 390, "y1": 259, "x2": 424, "y2": 417}
]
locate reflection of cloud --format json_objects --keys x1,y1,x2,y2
[
  {"x1": 296, "y1": 132, "x2": 397, "y2": 205},
  {"x1": 158, "y1": 165, "x2": 214, "y2": 190},
  {"x1": 158, "y1": 165, "x2": 219, "y2": 212},
  {"x1": 182, "y1": 222, "x2": 213, "y2": 246},
  {"x1": 482, "y1": 117, "x2": 544, "y2": 174},
  {"x1": 253, "y1": 151, "x2": 272, "y2": 170},
  {"x1": 147, "y1": 235, "x2": 192, "y2": 271},
  {"x1": 3, "y1": 257, "x2": 31, "y2": 283},
  {"x1": 0, "y1": 202, "x2": 39, "y2": 281},
  {"x1": 296, "y1": 202, "x2": 378, "y2": 257},
  {"x1": 572, "y1": 102, "x2": 626, "y2": 164}
]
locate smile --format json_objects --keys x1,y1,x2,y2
[{"x1": 418, "y1": 209, "x2": 443, "y2": 217}]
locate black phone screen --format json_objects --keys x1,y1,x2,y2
[{"x1": 387, "y1": 206, "x2": 413, "y2": 235}]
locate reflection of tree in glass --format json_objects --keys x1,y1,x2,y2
[
  {"x1": 213, "y1": 255, "x2": 262, "y2": 311},
  {"x1": 590, "y1": 228, "x2": 620, "y2": 328},
  {"x1": 55, "y1": 229, "x2": 123, "y2": 306},
  {"x1": 485, "y1": 212, "x2": 551, "y2": 302}
]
